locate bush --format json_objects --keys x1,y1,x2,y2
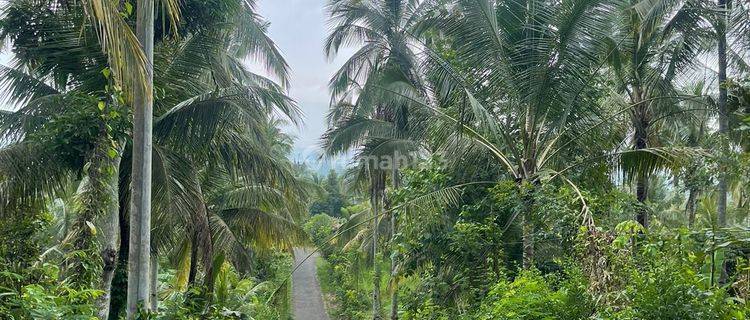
[
  {"x1": 606, "y1": 256, "x2": 746, "y2": 320},
  {"x1": 477, "y1": 268, "x2": 593, "y2": 320},
  {"x1": 0, "y1": 263, "x2": 101, "y2": 319},
  {"x1": 303, "y1": 214, "x2": 339, "y2": 258},
  {"x1": 157, "y1": 252, "x2": 293, "y2": 320},
  {"x1": 319, "y1": 251, "x2": 370, "y2": 320}
]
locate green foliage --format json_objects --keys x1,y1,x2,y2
[
  {"x1": 476, "y1": 268, "x2": 593, "y2": 320},
  {"x1": 393, "y1": 160, "x2": 506, "y2": 311},
  {"x1": 3, "y1": 0, "x2": 750, "y2": 319},
  {"x1": 400, "y1": 298, "x2": 451, "y2": 320},
  {"x1": 21, "y1": 93, "x2": 130, "y2": 170},
  {"x1": 608, "y1": 259, "x2": 737, "y2": 319},
  {"x1": 596, "y1": 235, "x2": 748, "y2": 320},
  {"x1": 0, "y1": 263, "x2": 101, "y2": 319},
  {"x1": 303, "y1": 213, "x2": 340, "y2": 258},
  {"x1": 157, "y1": 252, "x2": 293, "y2": 319},
  {"x1": 0, "y1": 210, "x2": 48, "y2": 283},
  {"x1": 17, "y1": 282, "x2": 101, "y2": 320},
  {"x1": 316, "y1": 251, "x2": 371, "y2": 320},
  {"x1": 309, "y1": 170, "x2": 349, "y2": 217}
]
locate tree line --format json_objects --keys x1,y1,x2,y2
[
  {"x1": 317, "y1": 0, "x2": 750, "y2": 319},
  {"x1": 0, "y1": 0, "x2": 313, "y2": 318}
]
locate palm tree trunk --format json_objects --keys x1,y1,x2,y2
[
  {"x1": 127, "y1": 0, "x2": 155, "y2": 316},
  {"x1": 371, "y1": 172, "x2": 384, "y2": 320},
  {"x1": 193, "y1": 188, "x2": 215, "y2": 306},
  {"x1": 202, "y1": 246, "x2": 215, "y2": 307},
  {"x1": 389, "y1": 166, "x2": 399, "y2": 320},
  {"x1": 188, "y1": 235, "x2": 198, "y2": 287},
  {"x1": 69, "y1": 133, "x2": 119, "y2": 287},
  {"x1": 203, "y1": 252, "x2": 218, "y2": 308},
  {"x1": 372, "y1": 195, "x2": 382, "y2": 320},
  {"x1": 716, "y1": 0, "x2": 729, "y2": 228},
  {"x1": 108, "y1": 195, "x2": 130, "y2": 319},
  {"x1": 521, "y1": 183, "x2": 535, "y2": 269},
  {"x1": 98, "y1": 141, "x2": 125, "y2": 320},
  {"x1": 635, "y1": 174, "x2": 649, "y2": 227},
  {"x1": 716, "y1": 0, "x2": 732, "y2": 285},
  {"x1": 150, "y1": 254, "x2": 158, "y2": 312},
  {"x1": 634, "y1": 114, "x2": 650, "y2": 229},
  {"x1": 183, "y1": 188, "x2": 214, "y2": 308}
]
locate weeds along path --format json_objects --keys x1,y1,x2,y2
[{"x1": 292, "y1": 248, "x2": 330, "y2": 320}]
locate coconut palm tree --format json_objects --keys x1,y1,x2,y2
[
  {"x1": 672, "y1": 84, "x2": 714, "y2": 227},
  {"x1": 0, "y1": 3, "x2": 136, "y2": 315},
  {"x1": 324, "y1": 1, "x2": 432, "y2": 318},
  {"x1": 1, "y1": 0, "x2": 174, "y2": 315},
  {"x1": 711, "y1": 0, "x2": 750, "y2": 227},
  {"x1": 603, "y1": 0, "x2": 710, "y2": 229},
  {"x1": 380, "y1": 0, "x2": 660, "y2": 268},
  {"x1": 0, "y1": 0, "x2": 295, "y2": 316}
]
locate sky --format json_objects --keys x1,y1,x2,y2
[
  {"x1": 1, "y1": 0, "x2": 352, "y2": 170},
  {"x1": 249, "y1": 0, "x2": 354, "y2": 166}
]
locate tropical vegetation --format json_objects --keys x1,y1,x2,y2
[{"x1": 1, "y1": 0, "x2": 750, "y2": 319}]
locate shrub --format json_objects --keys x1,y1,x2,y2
[
  {"x1": 303, "y1": 214, "x2": 339, "y2": 258},
  {"x1": 606, "y1": 256, "x2": 747, "y2": 320},
  {"x1": 0, "y1": 263, "x2": 101, "y2": 319},
  {"x1": 477, "y1": 268, "x2": 593, "y2": 320}
]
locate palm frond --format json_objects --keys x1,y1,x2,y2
[{"x1": 0, "y1": 65, "x2": 59, "y2": 107}]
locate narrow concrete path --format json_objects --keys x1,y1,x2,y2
[{"x1": 292, "y1": 248, "x2": 330, "y2": 320}]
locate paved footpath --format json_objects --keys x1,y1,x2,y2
[{"x1": 292, "y1": 248, "x2": 330, "y2": 320}]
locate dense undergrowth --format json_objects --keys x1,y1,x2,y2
[
  {"x1": 0, "y1": 210, "x2": 293, "y2": 319},
  {"x1": 306, "y1": 161, "x2": 750, "y2": 319},
  {"x1": 3, "y1": 0, "x2": 750, "y2": 318}
]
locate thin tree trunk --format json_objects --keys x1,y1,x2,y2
[
  {"x1": 636, "y1": 174, "x2": 649, "y2": 227},
  {"x1": 193, "y1": 187, "x2": 215, "y2": 307},
  {"x1": 203, "y1": 253, "x2": 218, "y2": 309},
  {"x1": 371, "y1": 172, "x2": 383, "y2": 320},
  {"x1": 201, "y1": 245, "x2": 214, "y2": 304},
  {"x1": 98, "y1": 141, "x2": 125, "y2": 320},
  {"x1": 108, "y1": 193, "x2": 130, "y2": 319},
  {"x1": 188, "y1": 236, "x2": 198, "y2": 287},
  {"x1": 716, "y1": 0, "x2": 729, "y2": 228},
  {"x1": 127, "y1": 0, "x2": 155, "y2": 316},
  {"x1": 521, "y1": 183, "x2": 535, "y2": 269},
  {"x1": 686, "y1": 188, "x2": 698, "y2": 227},
  {"x1": 183, "y1": 240, "x2": 200, "y2": 311},
  {"x1": 716, "y1": 0, "x2": 732, "y2": 285},
  {"x1": 389, "y1": 166, "x2": 399, "y2": 320},
  {"x1": 372, "y1": 194, "x2": 382, "y2": 320},
  {"x1": 634, "y1": 114, "x2": 650, "y2": 229},
  {"x1": 68, "y1": 133, "x2": 119, "y2": 286},
  {"x1": 182, "y1": 187, "x2": 214, "y2": 308},
  {"x1": 150, "y1": 254, "x2": 158, "y2": 312},
  {"x1": 202, "y1": 249, "x2": 215, "y2": 307}
]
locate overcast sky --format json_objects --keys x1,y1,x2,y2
[
  {"x1": 250, "y1": 0, "x2": 353, "y2": 157},
  {"x1": 0, "y1": 1, "x2": 346, "y2": 164}
]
